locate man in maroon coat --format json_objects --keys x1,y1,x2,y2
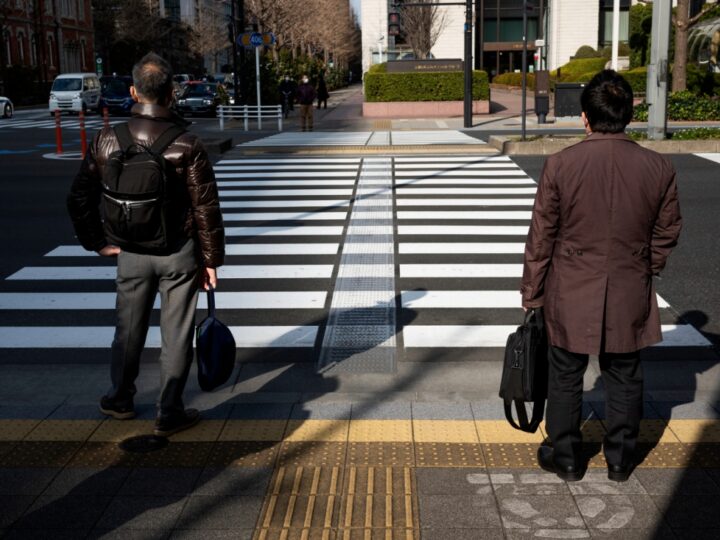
[{"x1": 521, "y1": 70, "x2": 682, "y2": 482}]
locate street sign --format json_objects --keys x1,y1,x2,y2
[
  {"x1": 95, "y1": 57, "x2": 103, "y2": 77},
  {"x1": 238, "y1": 32, "x2": 276, "y2": 49},
  {"x1": 249, "y1": 32, "x2": 263, "y2": 47}
]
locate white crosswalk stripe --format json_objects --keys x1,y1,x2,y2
[{"x1": 0, "y1": 144, "x2": 710, "y2": 362}]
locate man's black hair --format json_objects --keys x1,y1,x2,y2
[
  {"x1": 132, "y1": 53, "x2": 173, "y2": 104},
  {"x1": 580, "y1": 70, "x2": 634, "y2": 133}
]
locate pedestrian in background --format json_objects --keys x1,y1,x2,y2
[
  {"x1": 521, "y1": 70, "x2": 681, "y2": 482},
  {"x1": 296, "y1": 74, "x2": 316, "y2": 131},
  {"x1": 67, "y1": 52, "x2": 225, "y2": 437},
  {"x1": 317, "y1": 70, "x2": 329, "y2": 110}
]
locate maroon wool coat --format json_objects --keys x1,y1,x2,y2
[{"x1": 520, "y1": 132, "x2": 682, "y2": 355}]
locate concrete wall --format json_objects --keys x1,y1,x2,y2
[
  {"x1": 430, "y1": 6, "x2": 470, "y2": 62},
  {"x1": 361, "y1": 0, "x2": 388, "y2": 75},
  {"x1": 547, "y1": 0, "x2": 600, "y2": 71}
]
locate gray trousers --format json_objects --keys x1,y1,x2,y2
[{"x1": 108, "y1": 238, "x2": 199, "y2": 417}]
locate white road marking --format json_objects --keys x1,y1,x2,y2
[
  {"x1": 399, "y1": 225, "x2": 529, "y2": 235},
  {"x1": 399, "y1": 242, "x2": 526, "y2": 254},
  {"x1": 44, "y1": 244, "x2": 341, "y2": 257},
  {"x1": 225, "y1": 226, "x2": 344, "y2": 236},
  {"x1": 221, "y1": 212, "x2": 347, "y2": 221},
  {"x1": 397, "y1": 211, "x2": 531, "y2": 220},
  {"x1": 220, "y1": 200, "x2": 350, "y2": 208},
  {"x1": 396, "y1": 188, "x2": 537, "y2": 195},
  {"x1": 395, "y1": 198, "x2": 535, "y2": 207},
  {"x1": 218, "y1": 189, "x2": 353, "y2": 196},
  {"x1": 400, "y1": 264, "x2": 523, "y2": 278}
]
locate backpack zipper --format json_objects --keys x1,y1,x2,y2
[{"x1": 103, "y1": 193, "x2": 159, "y2": 222}]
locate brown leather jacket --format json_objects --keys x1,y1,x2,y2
[{"x1": 67, "y1": 103, "x2": 225, "y2": 268}]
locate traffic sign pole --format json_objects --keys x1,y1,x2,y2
[{"x1": 255, "y1": 46, "x2": 262, "y2": 129}]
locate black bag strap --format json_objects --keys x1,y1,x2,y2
[
  {"x1": 112, "y1": 123, "x2": 185, "y2": 156},
  {"x1": 504, "y1": 398, "x2": 545, "y2": 433},
  {"x1": 206, "y1": 287, "x2": 216, "y2": 318}
]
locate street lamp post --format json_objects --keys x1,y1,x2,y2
[
  {"x1": 464, "y1": 0, "x2": 473, "y2": 127},
  {"x1": 521, "y1": 0, "x2": 529, "y2": 140}
]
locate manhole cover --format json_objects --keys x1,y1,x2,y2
[{"x1": 119, "y1": 435, "x2": 168, "y2": 453}]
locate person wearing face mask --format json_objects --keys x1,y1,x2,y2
[{"x1": 296, "y1": 74, "x2": 317, "y2": 131}]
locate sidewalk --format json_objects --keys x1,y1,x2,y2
[{"x1": 1, "y1": 89, "x2": 719, "y2": 539}]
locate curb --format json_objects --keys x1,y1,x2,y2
[{"x1": 489, "y1": 135, "x2": 720, "y2": 155}]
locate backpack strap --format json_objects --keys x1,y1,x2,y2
[
  {"x1": 112, "y1": 122, "x2": 135, "y2": 153},
  {"x1": 149, "y1": 125, "x2": 186, "y2": 156}
]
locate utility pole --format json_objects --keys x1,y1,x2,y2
[
  {"x1": 611, "y1": 0, "x2": 620, "y2": 70},
  {"x1": 647, "y1": 0, "x2": 672, "y2": 140},
  {"x1": 231, "y1": 0, "x2": 239, "y2": 102},
  {"x1": 521, "y1": 0, "x2": 528, "y2": 140},
  {"x1": 464, "y1": 0, "x2": 473, "y2": 128}
]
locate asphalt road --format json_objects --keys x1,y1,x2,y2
[{"x1": 1, "y1": 113, "x2": 718, "y2": 346}]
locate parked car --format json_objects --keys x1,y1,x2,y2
[
  {"x1": 99, "y1": 76, "x2": 134, "y2": 116},
  {"x1": 48, "y1": 72, "x2": 101, "y2": 115},
  {"x1": 176, "y1": 82, "x2": 223, "y2": 116},
  {"x1": 173, "y1": 74, "x2": 194, "y2": 85},
  {"x1": 0, "y1": 96, "x2": 13, "y2": 118}
]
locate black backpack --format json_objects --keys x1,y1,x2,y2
[
  {"x1": 499, "y1": 308, "x2": 548, "y2": 433},
  {"x1": 101, "y1": 123, "x2": 186, "y2": 252}
]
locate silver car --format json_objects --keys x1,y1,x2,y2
[{"x1": 0, "y1": 96, "x2": 13, "y2": 118}]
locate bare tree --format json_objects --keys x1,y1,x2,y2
[
  {"x1": 671, "y1": 0, "x2": 720, "y2": 91},
  {"x1": 400, "y1": 0, "x2": 449, "y2": 59},
  {"x1": 190, "y1": 7, "x2": 230, "y2": 73}
]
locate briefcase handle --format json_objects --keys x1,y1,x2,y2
[{"x1": 206, "y1": 286, "x2": 216, "y2": 318}]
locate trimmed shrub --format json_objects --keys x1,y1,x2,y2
[
  {"x1": 553, "y1": 57, "x2": 607, "y2": 82},
  {"x1": 634, "y1": 91, "x2": 720, "y2": 121},
  {"x1": 574, "y1": 45, "x2": 600, "y2": 59},
  {"x1": 671, "y1": 127, "x2": 720, "y2": 140},
  {"x1": 364, "y1": 70, "x2": 490, "y2": 102},
  {"x1": 621, "y1": 67, "x2": 647, "y2": 94},
  {"x1": 492, "y1": 72, "x2": 536, "y2": 90}
]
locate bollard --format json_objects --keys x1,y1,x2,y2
[
  {"x1": 103, "y1": 107, "x2": 110, "y2": 129},
  {"x1": 79, "y1": 109, "x2": 87, "y2": 158},
  {"x1": 54, "y1": 110, "x2": 63, "y2": 155}
]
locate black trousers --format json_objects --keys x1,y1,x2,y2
[{"x1": 546, "y1": 345, "x2": 643, "y2": 468}]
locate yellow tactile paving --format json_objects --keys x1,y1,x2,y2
[
  {"x1": 415, "y1": 443, "x2": 485, "y2": 467},
  {"x1": 285, "y1": 420, "x2": 350, "y2": 442},
  {"x1": 207, "y1": 441, "x2": 280, "y2": 468},
  {"x1": 0, "y1": 419, "x2": 41, "y2": 440},
  {"x1": 24, "y1": 420, "x2": 101, "y2": 441},
  {"x1": 579, "y1": 420, "x2": 607, "y2": 442},
  {"x1": 219, "y1": 420, "x2": 287, "y2": 442},
  {"x1": 667, "y1": 419, "x2": 720, "y2": 443},
  {"x1": 475, "y1": 420, "x2": 545, "y2": 443},
  {"x1": 88, "y1": 420, "x2": 156, "y2": 442},
  {"x1": 637, "y1": 420, "x2": 680, "y2": 443},
  {"x1": 347, "y1": 443, "x2": 415, "y2": 467},
  {"x1": 169, "y1": 419, "x2": 226, "y2": 442},
  {"x1": 349, "y1": 421, "x2": 412, "y2": 443},
  {"x1": 412, "y1": 420, "x2": 478, "y2": 443}
]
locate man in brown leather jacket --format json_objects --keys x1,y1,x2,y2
[
  {"x1": 521, "y1": 71, "x2": 681, "y2": 482},
  {"x1": 67, "y1": 53, "x2": 225, "y2": 436}
]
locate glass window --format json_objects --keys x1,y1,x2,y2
[
  {"x1": 483, "y1": 18, "x2": 538, "y2": 42},
  {"x1": 602, "y1": 10, "x2": 629, "y2": 44},
  {"x1": 52, "y1": 78, "x2": 82, "y2": 91}
]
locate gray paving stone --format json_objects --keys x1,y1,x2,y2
[
  {"x1": 647, "y1": 401, "x2": 720, "y2": 419},
  {"x1": 588, "y1": 402, "x2": 662, "y2": 420},
  {"x1": 633, "y1": 468, "x2": 719, "y2": 497},
  {"x1": 49, "y1": 404, "x2": 106, "y2": 420},
  {"x1": 412, "y1": 401, "x2": 473, "y2": 420},
  {"x1": 193, "y1": 467, "x2": 272, "y2": 496},
  {"x1": 174, "y1": 495, "x2": 263, "y2": 529},
  {"x1": 497, "y1": 494, "x2": 586, "y2": 529},
  {"x1": 0, "y1": 404, "x2": 60, "y2": 419},
  {"x1": 421, "y1": 528, "x2": 505, "y2": 540},
  {"x1": 350, "y1": 401, "x2": 411, "y2": 419},
  {"x1": 488, "y1": 469, "x2": 572, "y2": 497},
  {"x1": 44, "y1": 467, "x2": 130, "y2": 496},
  {"x1": 589, "y1": 526, "x2": 676, "y2": 539},
  {"x1": 119, "y1": 468, "x2": 203, "y2": 496},
  {"x1": 470, "y1": 400, "x2": 506, "y2": 420},
  {"x1": 706, "y1": 468, "x2": 720, "y2": 487},
  {"x1": 227, "y1": 403, "x2": 292, "y2": 420},
  {"x1": 0, "y1": 495, "x2": 34, "y2": 528},
  {"x1": 0, "y1": 467, "x2": 59, "y2": 495},
  {"x1": 88, "y1": 529, "x2": 172, "y2": 540},
  {"x1": 415, "y1": 468, "x2": 490, "y2": 495},
  {"x1": 290, "y1": 402, "x2": 351, "y2": 419},
  {"x1": 672, "y1": 530, "x2": 720, "y2": 540},
  {"x1": 14, "y1": 494, "x2": 112, "y2": 530},
  {"x1": 575, "y1": 495, "x2": 665, "y2": 530},
  {"x1": 654, "y1": 493, "x2": 720, "y2": 529},
  {"x1": 170, "y1": 530, "x2": 253, "y2": 540},
  {"x1": 567, "y1": 470, "x2": 648, "y2": 496},
  {"x1": 186, "y1": 402, "x2": 233, "y2": 420},
  {"x1": 3, "y1": 529, "x2": 89, "y2": 539},
  {"x1": 418, "y1": 494, "x2": 502, "y2": 529},
  {"x1": 504, "y1": 530, "x2": 591, "y2": 539},
  {"x1": 95, "y1": 496, "x2": 187, "y2": 530}
]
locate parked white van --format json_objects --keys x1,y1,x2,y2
[{"x1": 48, "y1": 73, "x2": 101, "y2": 115}]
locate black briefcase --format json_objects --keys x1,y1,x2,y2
[
  {"x1": 195, "y1": 287, "x2": 236, "y2": 392},
  {"x1": 499, "y1": 308, "x2": 548, "y2": 433}
]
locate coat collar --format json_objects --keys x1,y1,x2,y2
[
  {"x1": 130, "y1": 103, "x2": 190, "y2": 127},
  {"x1": 583, "y1": 131, "x2": 634, "y2": 143}
]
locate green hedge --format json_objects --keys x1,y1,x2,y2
[
  {"x1": 364, "y1": 69, "x2": 490, "y2": 102},
  {"x1": 553, "y1": 57, "x2": 607, "y2": 82},
  {"x1": 634, "y1": 91, "x2": 720, "y2": 121},
  {"x1": 492, "y1": 72, "x2": 536, "y2": 90}
]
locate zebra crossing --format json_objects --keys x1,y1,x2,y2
[
  {"x1": 239, "y1": 130, "x2": 486, "y2": 147},
  {"x1": 0, "y1": 149, "x2": 712, "y2": 366},
  {"x1": 0, "y1": 117, "x2": 123, "y2": 130}
]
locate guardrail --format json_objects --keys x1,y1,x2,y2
[{"x1": 217, "y1": 105, "x2": 283, "y2": 131}]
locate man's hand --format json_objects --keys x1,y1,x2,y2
[
  {"x1": 97, "y1": 245, "x2": 121, "y2": 257},
  {"x1": 201, "y1": 267, "x2": 217, "y2": 291}
]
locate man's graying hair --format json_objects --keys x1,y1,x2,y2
[{"x1": 132, "y1": 53, "x2": 173, "y2": 103}]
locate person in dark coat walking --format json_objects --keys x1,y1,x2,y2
[
  {"x1": 521, "y1": 70, "x2": 682, "y2": 482},
  {"x1": 317, "y1": 70, "x2": 329, "y2": 109},
  {"x1": 296, "y1": 74, "x2": 316, "y2": 131}
]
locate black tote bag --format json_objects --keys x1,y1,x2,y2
[
  {"x1": 499, "y1": 308, "x2": 548, "y2": 433},
  {"x1": 195, "y1": 287, "x2": 236, "y2": 391}
]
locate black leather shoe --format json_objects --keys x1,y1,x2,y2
[
  {"x1": 99, "y1": 395, "x2": 135, "y2": 420},
  {"x1": 537, "y1": 446, "x2": 585, "y2": 482},
  {"x1": 154, "y1": 408, "x2": 200, "y2": 437},
  {"x1": 607, "y1": 463, "x2": 633, "y2": 482}
]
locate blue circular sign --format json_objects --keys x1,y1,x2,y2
[{"x1": 249, "y1": 32, "x2": 264, "y2": 47}]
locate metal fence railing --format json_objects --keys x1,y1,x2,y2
[{"x1": 217, "y1": 104, "x2": 283, "y2": 131}]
